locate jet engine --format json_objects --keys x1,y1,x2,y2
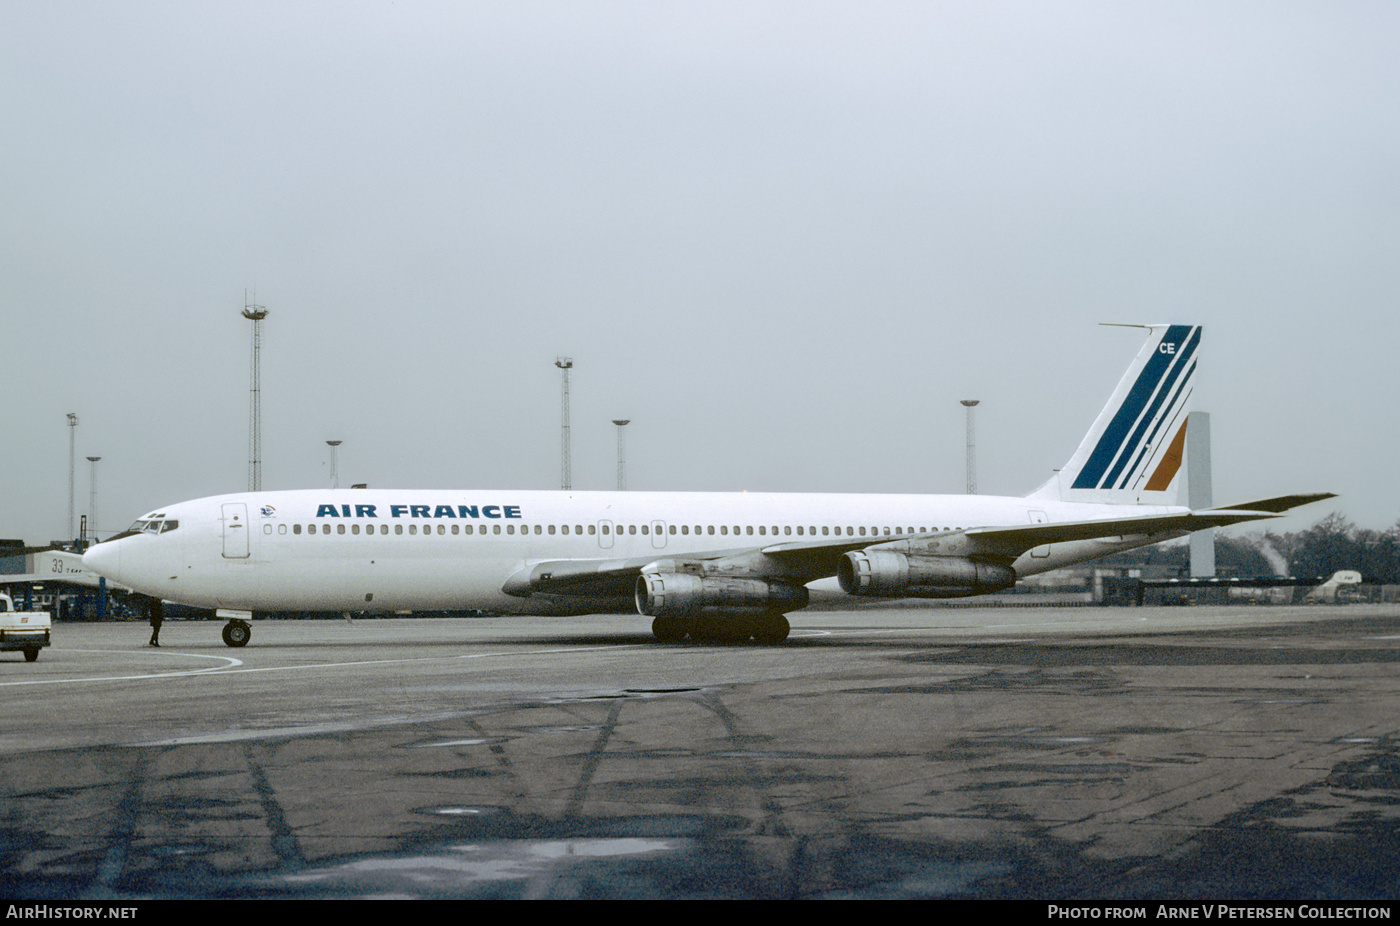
[
  {"x1": 837, "y1": 551, "x2": 1015, "y2": 599},
  {"x1": 636, "y1": 573, "x2": 809, "y2": 618}
]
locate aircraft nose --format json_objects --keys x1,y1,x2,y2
[{"x1": 82, "y1": 539, "x2": 121, "y2": 579}]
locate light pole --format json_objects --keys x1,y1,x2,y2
[
  {"x1": 555, "y1": 358, "x2": 573, "y2": 490},
  {"x1": 326, "y1": 440, "x2": 342, "y2": 489},
  {"x1": 243, "y1": 295, "x2": 269, "y2": 491},
  {"x1": 66, "y1": 413, "x2": 78, "y2": 542},
  {"x1": 86, "y1": 456, "x2": 101, "y2": 543},
  {"x1": 612, "y1": 420, "x2": 630, "y2": 490},
  {"x1": 960, "y1": 400, "x2": 979, "y2": 494}
]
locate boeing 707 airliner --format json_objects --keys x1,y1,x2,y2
[{"x1": 82, "y1": 325, "x2": 1332, "y2": 646}]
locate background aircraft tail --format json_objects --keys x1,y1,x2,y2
[{"x1": 1029, "y1": 324, "x2": 1200, "y2": 506}]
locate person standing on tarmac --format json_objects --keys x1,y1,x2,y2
[{"x1": 148, "y1": 597, "x2": 163, "y2": 647}]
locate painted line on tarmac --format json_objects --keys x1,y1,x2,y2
[
  {"x1": 0, "y1": 648, "x2": 244, "y2": 687},
  {"x1": 794, "y1": 625, "x2": 1040, "y2": 639},
  {"x1": 0, "y1": 644, "x2": 640, "y2": 688},
  {"x1": 129, "y1": 713, "x2": 467, "y2": 747},
  {"x1": 197, "y1": 644, "x2": 641, "y2": 677}
]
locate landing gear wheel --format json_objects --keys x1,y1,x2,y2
[
  {"x1": 222, "y1": 620, "x2": 251, "y2": 648},
  {"x1": 689, "y1": 618, "x2": 753, "y2": 644},
  {"x1": 683, "y1": 617, "x2": 717, "y2": 643},
  {"x1": 652, "y1": 616, "x2": 685, "y2": 643},
  {"x1": 752, "y1": 613, "x2": 790, "y2": 645}
]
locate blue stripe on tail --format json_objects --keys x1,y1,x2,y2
[{"x1": 1071, "y1": 325, "x2": 1198, "y2": 490}]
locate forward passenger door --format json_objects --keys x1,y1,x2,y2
[{"x1": 221, "y1": 503, "x2": 250, "y2": 559}]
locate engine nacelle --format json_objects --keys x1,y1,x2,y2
[
  {"x1": 636, "y1": 573, "x2": 809, "y2": 617},
  {"x1": 837, "y1": 551, "x2": 1016, "y2": 599}
]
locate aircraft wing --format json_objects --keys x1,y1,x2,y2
[
  {"x1": 502, "y1": 535, "x2": 885, "y2": 598},
  {"x1": 3, "y1": 551, "x2": 129, "y2": 592},
  {"x1": 958, "y1": 508, "x2": 1283, "y2": 560},
  {"x1": 502, "y1": 498, "x2": 1327, "y2": 599},
  {"x1": 757, "y1": 507, "x2": 1291, "y2": 569},
  {"x1": 1, "y1": 572, "x2": 131, "y2": 591},
  {"x1": 501, "y1": 554, "x2": 682, "y2": 598}
]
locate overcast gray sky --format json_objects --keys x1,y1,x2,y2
[{"x1": 4, "y1": 1, "x2": 1397, "y2": 544}]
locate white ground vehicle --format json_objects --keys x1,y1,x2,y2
[{"x1": 0, "y1": 592, "x2": 51, "y2": 662}]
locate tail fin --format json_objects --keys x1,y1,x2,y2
[{"x1": 1030, "y1": 324, "x2": 1200, "y2": 505}]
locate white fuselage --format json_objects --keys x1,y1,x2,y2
[{"x1": 83, "y1": 488, "x2": 1185, "y2": 615}]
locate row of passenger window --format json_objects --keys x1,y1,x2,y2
[{"x1": 265, "y1": 522, "x2": 962, "y2": 537}]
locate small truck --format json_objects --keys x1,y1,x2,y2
[{"x1": 0, "y1": 592, "x2": 51, "y2": 662}]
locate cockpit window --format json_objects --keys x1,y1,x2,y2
[{"x1": 128, "y1": 518, "x2": 179, "y2": 535}]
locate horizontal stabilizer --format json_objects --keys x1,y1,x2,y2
[{"x1": 1213, "y1": 493, "x2": 1337, "y2": 513}]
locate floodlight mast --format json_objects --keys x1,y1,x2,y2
[
  {"x1": 612, "y1": 419, "x2": 630, "y2": 490},
  {"x1": 326, "y1": 440, "x2": 342, "y2": 489},
  {"x1": 66, "y1": 413, "x2": 78, "y2": 542},
  {"x1": 86, "y1": 456, "x2": 101, "y2": 543},
  {"x1": 243, "y1": 294, "x2": 269, "y2": 492},
  {"x1": 960, "y1": 399, "x2": 979, "y2": 494},
  {"x1": 555, "y1": 358, "x2": 573, "y2": 491}
]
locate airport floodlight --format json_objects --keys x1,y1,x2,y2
[
  {"x1": 960, "y1": 400, "x2": 980, "y2": 494},
  {"x1": 326, "y1": 440, "x2": 343, "y2": 489},
  {"x1": 243, "y1": 294, "x2": 269, "y2": 491},
  {"x1": 66, "y1": 413, "x2": 78, "y2": 542},
  {"x1": 612, "y1": 420, "x2": 631, "y2": 490},
  {"x1": 86, "y1": 456, "x2": 101, "y2": 543},
  {"x1": 556, "y1": 358, "x2": 573, "y2": 490}
]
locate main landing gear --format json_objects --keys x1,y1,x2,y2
[
  {"x1": 651, "y1": 611, "x2": 790, "y2": 645},
  {"x1": 221, "y1": 620, "x2": 252, "y2": 647}
]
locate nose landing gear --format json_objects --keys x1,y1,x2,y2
[{"x1": 221, "y1": 620, "x2": 252, "y2": 647}]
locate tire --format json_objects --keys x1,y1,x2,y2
[
  {"x1": 222, "y1": 621, "x2": 251, "y2": 648},
  {"x1": 651, "y1": 616, "x2": 685, "y2": 643},
  {"x1": 687, "y1": 617, "x2": 724, "y2": 643},
  {"x1": 23, "y1": 648, "x2": 39, "y2": 663},
  {"x1": 691, "y1": 618, "x2": 753, "y2": 644},
  {"x1": 752, "y1": 613, "x2": 790, "y2": 644}
]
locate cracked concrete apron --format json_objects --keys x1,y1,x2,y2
[{"x1": 2, "y1": 608, "x2": 1398, "y2": 899}]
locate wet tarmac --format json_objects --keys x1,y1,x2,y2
[{"x1": 2, "y1": 605, "x2": 1399, "y2": 899}]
